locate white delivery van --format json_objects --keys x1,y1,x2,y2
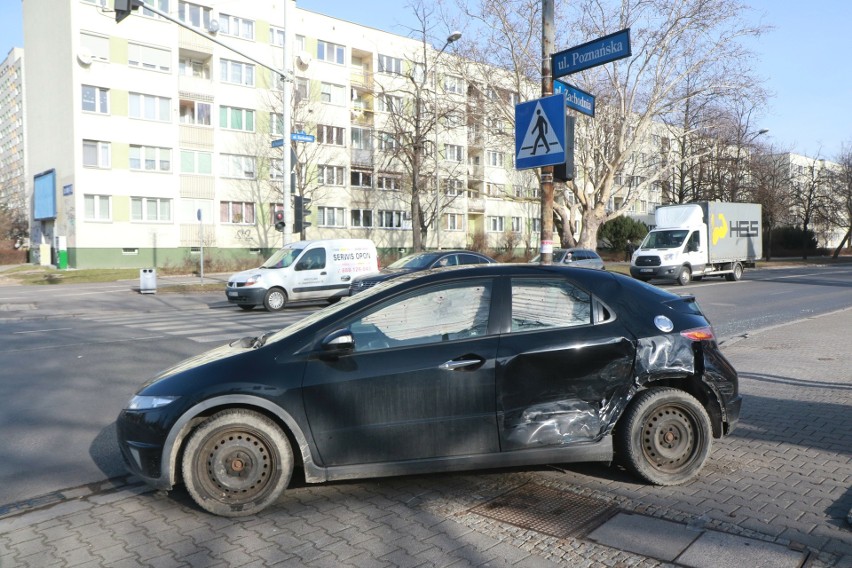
[{"x1": 226, "y1": 239, "x2": 379, "y2": 311}]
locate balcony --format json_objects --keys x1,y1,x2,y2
[
  {"x1": 467, "y1": 197, "x2": 485, "y2": 212},
  {"x1": 178, "y1": 27, "x2": 214, "y2": 55}
]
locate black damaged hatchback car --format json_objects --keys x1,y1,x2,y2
[{"x1": 117, "y1": 264, "x2": 741, "y2": 517}]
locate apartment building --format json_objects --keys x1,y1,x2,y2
[
  {"x1": 22, "y1": 0, "x2": 539, "y2": 269},
  {"x1": 0, "y1": 47, "x2": 26, "y2": 239}
]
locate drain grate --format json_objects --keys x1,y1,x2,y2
[{"x1": 470, "y1": 483, "x2": 619, "y2": 539}]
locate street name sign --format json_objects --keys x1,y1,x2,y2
[
  {"x1": 552, "y1": 28, "x2": 631, "y2": 78},
  {"x1": 553, "y1": 80, "x2": 596, "y2": 117},
  {"x1": 291, "y1": 131, "x2": 316, "y2": 143},
  {"x1": 515, "y1": 93, "x2": 566, "y2": 170}
]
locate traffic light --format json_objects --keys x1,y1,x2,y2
[
  {"x1": 274, "y1": 210, "x2": 285, "y2": 232},
  {"x1": 114, "y1": 0, "x2": 142, "y2": 23},
  {"x1": 293, "y1": 195, "x2": 312, "y2": 234}
]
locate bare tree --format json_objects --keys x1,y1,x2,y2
[
  {"x1": 790, "y1": 153, "x2": 833, "y2": 259},
  {"x1": 826, "y1": 144, "x2": 852, "y2": 257},
  {"x1": 752, "y1": 148, "x2": 793, "y2": 261}
]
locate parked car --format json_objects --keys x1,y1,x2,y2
[
  {"x1": 349, "y1": 249, "x2": 495, "y2": 294},
  {"x1": 530, "y1": 248, "x2": 605, "y2": 269},
  {"x1": 117, "y1": 264, "x2": 741, "y2": 517}
]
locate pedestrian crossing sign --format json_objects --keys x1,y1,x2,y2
[{"x1": 515, "y1": 93, "x2": 566, "y2": 170}]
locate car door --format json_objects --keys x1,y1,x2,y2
[
  {"x1": 495, "y1": 276, "x2": 635, "y2": 451},
  {"x1": 302, "y1": 278, "x2": 500, "y2": 466},
  {"x1": 292, "y1": 246, "x2": 333, "y2": 300}
]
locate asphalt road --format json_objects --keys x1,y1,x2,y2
[{"x1": 0, "y1": 263, "x2": 849, "y2": 508}]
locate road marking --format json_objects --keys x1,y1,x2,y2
[{"x1": 12, "y1": 328, "x2": 73, "y2": 334}]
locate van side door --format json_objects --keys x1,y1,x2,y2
[{"x1": 292, "y1": 247, "x2": 333, "y2": 300}]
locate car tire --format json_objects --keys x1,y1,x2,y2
[
  {"x1": 181, "y1": 409, "x2": 293, "y2": 517},
  {"x1": 238, "y1": 305, "x2": 255, "y2": 311},
  {"x1": 677, "y1": 266, "x2": 691, "y2": 286},
  {"x1": 263, "y1": 287, "x2": 287, "y2": 312},
  {"x1": 725, "y1": 263, "x2": 743, "y2": 281},
  {"x1": 616, "y1": 388, "x2": 712, "y2": 486}
]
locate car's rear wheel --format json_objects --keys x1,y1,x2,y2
[
  {"x1": 182, "y1": 409, "x2": 293, "y2": 517},
  {"x1": 238, "y1": 305, "x2": 255, "y2": 311},
  {"x1": 263, "y1": 287, "x2": 287, "y2": 312},
  {"x1": 725, "y1": 262, "x2": 743, "y2": 281},
  {"x1": 616, "y1": 388, "x2": 712, "y2": 485},
  {"x1": 677, "y1": 266, "x2": 692, "y2": 286}
]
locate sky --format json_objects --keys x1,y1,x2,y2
[{"x1": 2, "y1": 0, "x2": 849, "y2": 160}]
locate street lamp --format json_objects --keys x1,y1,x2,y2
[{"x1": 434, "y1": 31, "x2": 461, "y2": 250}]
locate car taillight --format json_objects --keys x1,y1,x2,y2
[{"x1": 680, "y1": 326, "x2": 715, "y2": 341}]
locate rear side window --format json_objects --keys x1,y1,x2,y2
[{"x1": 510, "y1": 278, "x2": 591, "y2": 331}]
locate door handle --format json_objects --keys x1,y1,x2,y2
[{"x1": 439, "y1": 357, "x2": 484, "y2": 371}]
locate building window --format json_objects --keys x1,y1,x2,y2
[
  {"x1": 377, "y1": 174, "x2": 400, "y2": 191},
  {"x1": 294, "y1": 77, "x2": 309, "y2": 102},
  {"x1": 487, "y1": 216, "x2": 504, "y2": 232},
  {"x1": 220, "y1": 14, "x2": 254, "y2": 40},
  {"x1": 443, "y1": 75, "x2": 463, "y2": 94},
  {"x1": 219, "y1": 106, "x2": 255, "y2": 131},
  {"x1": 486, "y1": 182, "x2": 504, "y2": 196},
  {"x1": 444, "y1": 144, "x2": 463, "y2": 162},
  {"x1": 379, "y1": 132, "x2": 398, "y2": 151},
  {"x1": 445, "y1": 178, "x2": 464, "y2": 196},
  {"x1": 378, "y1": 210, "x2": 405, "y2": 229},
  {"x1": 531, "y1": 218, "x2": 541, "y2": 232},
  {"x1": 130, "y1": 145, "x2": 171, "y2": 172},
  {"x1": 318, "y1": 206, "x2": 346, "y2": 227},
  {"x1": 179, "y1": 99, "x2": 211, "y2": 125},
  {"x1": 178, "y1": 1, "x2": 210, "y2": 29},
  {"x1": 220, "y1": 59, "x2": 255, "y2": 86},
  {"x1": 129, "y1": 92, "x2": 170, "y2": 122},
  {"x1": 511, "y1": 217, "x2": 522, "y2": 232},
  {"x1": 84, "y1": 194, "x2": 111, "y2": 220},
  {"x1": 444, "y1": 213, "x2": 464, "y2": 231},
  {"x1": 139, "y1": 0, "x2": 169, "y2": 18},
  {"x1": 80, "y1": 33, "x2": 109, "y2": 61},
  {"x1": 220, "y1": 154, "x2": 256, "y2": 179},
  {"x1": 319, "y1": 82, "x2": 345, "y2": 105},
  {"x1": 180, "y1": 149, "x2": 212, "y2": 174},
  {"x1": 351, "y1": 169, "x2": 372, "y2": 188},
  {"x1": 487, "y1": 150, "x2": 505, "y2": 167},
  {"x1": 270, "y1": 112, "x2": 284, "y2": 136},
  {"x1": 179, "y1": 57, "x2": 210, "y2": 78},
  {"x1": 131, "y1": 197, "x2": 172, "y2": 221},
  {"x1": 81, "y1": 85, "x2": 109, "y2": 114},
  {"x1": 317, "y1": 124, "x2": 344, "y2": 146},
  {"x1": 317, "y1": 40, "x2": 345, "y2": 64},
  {"x1": 378, "y1": 54, "x2": 402, "y2": 74},
  {"x1": 378, "y1": 94, "x2": 403, "y2": 113},
  {"x1": 351, "y1": 209, "x2": 373, "y2": 228},
  {"x1": 318, "y1": 165, "x2": 345, "y2": 185},
  {"x1": 128, "y1": 43, "x2": 171, "y2": 72},
  {"x1": 220, "y1": 201, "x2": 255, "y2": 224},
  {"x1": 269, "y1": 26, "x2": 285, "y2": 46},
  {"x1": 351, "y1": 127, "x2": 371, "y2": 150},
  {"x1": 83, "y1": 140, "x2": 110, "y2": 168}
]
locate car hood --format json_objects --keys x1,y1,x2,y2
[
  {"x1": 141, "y1": 338, "x2": 257, "y2": 388},
  {"x1": 228, "y1": 267, "x2": 264, "y2": 284}
]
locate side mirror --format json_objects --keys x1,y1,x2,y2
[{"x1": 319, "y1": 328, "x2": 355, "y2": 358}]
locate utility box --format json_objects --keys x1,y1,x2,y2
[
  {"x1": 140, "y1": 268, "x2": 157, "y2": 294},
  {"x1": 54, "y1": 236, "x2": 68, "y2": 270}
]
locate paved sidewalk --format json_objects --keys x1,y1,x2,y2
[{"x1": 0, "y1": 309, "x2": 849, "y2": 567}]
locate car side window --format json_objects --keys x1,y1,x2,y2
[
  {"x1": 510, "y1": 278, "x2": 592, "y2": 331},
  {"x1": 350, "y1": 280, "x2": 492, "y2": 352},
  {"x1": 435, "y1": 255, "x2": 458, "y2": 268},
  {"x1": 296, "y1": 248, "x2": 326, "y2": 271},
  {"x1": 458, "y1": 253, "x2": 484, "y2": 265}
]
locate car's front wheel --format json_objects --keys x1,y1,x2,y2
[
  {"x1": 181, "y1": 409, "x2": 293, "y2": 517},
  {"x1": 263, "y1": 287, "x2": 287, "y2": 312},
  {"x1": 677, "y1": 266, "x2": 692, "y2": 286},
  {"x1": 616, "y1": 388, "x2": 712, "y2": 486}
]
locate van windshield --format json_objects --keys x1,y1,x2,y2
[
  {"x1": 261, "y1": 246, "x2": 305, "y2": 269},
  {"x1": 641, "y1": 230, "x2": 688, "y2": 250}
]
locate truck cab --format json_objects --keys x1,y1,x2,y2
[{"x1": 631, "y1": 225, "x2": 707, "y2": 285}]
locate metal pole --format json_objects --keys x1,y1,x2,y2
[
  {"x1": 540, "y1": 0, "x2": 555, "y2": 264},
  {"x1": 434, "y1": 32, "x2": 461, "y2": 250},
  {"x1": 282, "y1": 0, "x2": 293, "y2": 245}
]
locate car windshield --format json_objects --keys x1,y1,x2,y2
[
  {"x1": 260, "y1": 246, "x2": 304, "y2": 269},
  {"x1": 387, "y1": 253, "x2": 439, "y2": 270},
  {"x1": 641, "y1": 230, "x2": 688, "y2": 250}
]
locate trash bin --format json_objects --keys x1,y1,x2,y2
[{"x1": 140, "y1": 268, "x2": 157, "y2": 294}]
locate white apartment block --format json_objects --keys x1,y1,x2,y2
[
  {"x1": 0, "y1": 47, "x2": 26, "y2": 229},
  {"x1": 22, "y1": 0, "x2": 539, "y2": 268}
]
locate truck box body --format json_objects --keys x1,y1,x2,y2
[{"x1": 630, "y1": 201, "x2": 762, "y2": 285}]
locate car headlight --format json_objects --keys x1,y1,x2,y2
[
  {"x1": 245, "y1": 273, "x2": 263, "y2": 286},
  {"x1": 127, "y1": 395, "x2": 179, "y2": 410},
  {"x1": 662, "y1": 253, "x2": 675, "y2": 262}
]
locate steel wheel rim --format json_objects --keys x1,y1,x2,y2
[
  {"x1": 196, "y1": 427, "x2": 279, "y2": 504},
  {"x1": 641, "y1": 404, "x2": 697, "y2": 472}
]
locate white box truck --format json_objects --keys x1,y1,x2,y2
[
  {"x1": 630, "y1": 202, "x2": 762, "y2": 285},
  {"x1": 226, "y1": 239, "x2": 379, "y2": 311}
]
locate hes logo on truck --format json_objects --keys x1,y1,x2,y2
[{"x1": 712, "y1": 213, "x2": 760, "y2": 245}]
